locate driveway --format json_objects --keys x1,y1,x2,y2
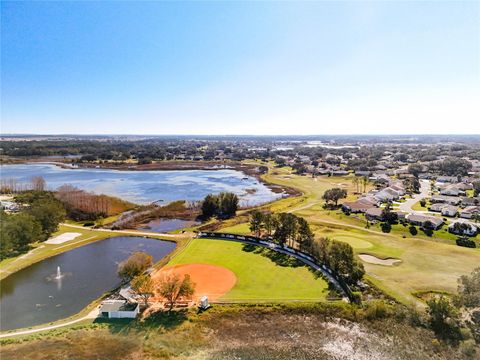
[{"x1": 398, "y1": 180, "x2": 430, "y2": 214}]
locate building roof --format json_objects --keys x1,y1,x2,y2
[
  {"x1": 406, "y1": 214, "x2": 444, "y2": 226},
  {"x1": 100, "y1": 300, "x2": 137, "y2": 313}
]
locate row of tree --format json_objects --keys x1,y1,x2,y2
[
  {"x1": 201, "y1": 192, "x2": 239, "y2": 219},
  {"x1": 55, "y1": 184, "x2": 122, "y2": 220},
  {"x1": 249, "y1": 211, "x2": 363, "y2": 286},
  {"x1": 249, "y1": 211, "x2": 314, "y2": 252},
  {"x1": 0, "y1": 191, "x2": 66, "y2": 259}
]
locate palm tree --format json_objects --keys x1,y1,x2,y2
[{"x1": 362, "y1": 176, "x2": 369, "y2": 193}]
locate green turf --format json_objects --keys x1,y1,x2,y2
[{"x1": 168, "y1": 238, "x2": 329, "y2": 301}]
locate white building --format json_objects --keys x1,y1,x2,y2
[{"x1": 100, "y1": 300, "x2": 139, "y2": 319}]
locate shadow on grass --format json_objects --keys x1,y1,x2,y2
[
  {"x1": 241, "y1": 244, "x2": 302, "y2": 268},
  {"x1": 93, "y1": 309, "x2": 189, "y2": 334}
]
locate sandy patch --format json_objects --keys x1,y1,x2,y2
[
  {"x1": 45, "y1": 232, "x2": 81, "y2": 245},
  {"x1": 359, "y1": 254, "x2": 402, "y2": 266},
  {"x1": 152, "y1": 263, "x2": 237, "y2": 301}
]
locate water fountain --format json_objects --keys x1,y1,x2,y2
[{"x1": 55, "y1": 266, "x2": 62, "y2": 280}]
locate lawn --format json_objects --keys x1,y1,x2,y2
[{"x1": 167, "y1": 238, "x2": 329, "y2": 302}]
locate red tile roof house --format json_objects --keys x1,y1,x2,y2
[{"x1": 406, "y1": 214, "x2": 444, "y2": 230}]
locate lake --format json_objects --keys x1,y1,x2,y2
[
  {"x1": 0, "y1": 163, "x2": 281, "y2": 206},
  {"x1": 0, "y1": 237, "x2": 176, "y2": 331}
]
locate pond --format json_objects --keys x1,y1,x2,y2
[
  {"x1": 0, "y1": 236, "x2": 176, "y2": 331},
  {"x1": 138, "y1": 218, "x2": 200, "y2": 233},
  {"x1": 0, "y1": 163, "x2": 281, "y2": 206}
]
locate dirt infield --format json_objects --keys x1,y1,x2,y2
[{"x1": 152, "y1": 263, "x2": 237, "y2": 301}]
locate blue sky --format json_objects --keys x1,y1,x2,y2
[{"x1": 1, "y1": 1, "x2": 479, "y2": 135}]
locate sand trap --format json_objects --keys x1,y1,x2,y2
[
  {"x1": 45, "y1": 232, "x2": 81, "y2": 245},
  {"x1": 358, "y1": 254, "x2": 402, "y2": 266},
  {"x1": 152, "y1": 263, "x2": 237, "y2": 301}
]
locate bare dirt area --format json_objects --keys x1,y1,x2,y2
[{"x1": 152, "y1": 263, "x2": 237, "y2": 301}]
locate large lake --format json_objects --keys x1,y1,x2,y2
[
  {"x1": 0, "y1": 163, "x2": 281, "y2": 205},
  {"x1": 0, "y1": 236, "x2": 176, "y2": 331}
]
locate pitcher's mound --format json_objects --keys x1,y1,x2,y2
[{"x1": 153, "y1": 263, "x2": 237, "y2": 301}]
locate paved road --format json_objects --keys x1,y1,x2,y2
[
  {"x1": 397, "y1": 180, "x2": 431, "y2": 214},
  {"x1": 62, "y1": 223, "x2": 189, "y2": 239}
]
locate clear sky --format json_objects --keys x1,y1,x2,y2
[{"x1": 1, "y1": 1, "x2": 479, "y2": 135}]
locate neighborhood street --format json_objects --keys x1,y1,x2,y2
[{"x1": 398, "y1": 179, "x2": 431, "y2": 215}]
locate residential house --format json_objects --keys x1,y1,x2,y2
[
  {"x1": 441, "y1": 205, "x2": 458, "y2": 217},
  {"x1": 448, "y1": 221, "x2": 478, "y2": 236},
  {"x1": 430, "y1": 195, "x2": 461, "y2": 206},
  {"x1": 406, "y1": 214, "x2": 444, "y2": 230},
  {"x1": 374, "y1": 187, "x2": 401, "y2": 202},
  {"x1": 439, "y1": 184, "x2": 465, "y2": 197},
  {"x1": 460, "y1": 206, "x2": 480, "y2": 219},
  {"x1": 342, "y1": 197, "x2": 377, "y2": 213},
  {"x1": 365, "y1": 208, "x2": 384, "y2": 222},
  {"x1": 461, "y1": 197, "x2": 479, "y2": 207}
]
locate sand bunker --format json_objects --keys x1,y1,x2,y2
[
  {"x1": 359, "y1": 254, "x2": 402, "y2": 266},
  {"x1": 45, "y1": 232, "x2": 81, "y2": 244},
  {"x1": 152, "y1": 263, "x2": 237, "y2": 301}
]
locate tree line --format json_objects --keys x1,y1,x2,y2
[{"x1": 249, "y1": 211, "x2": 364, "y2": 287}]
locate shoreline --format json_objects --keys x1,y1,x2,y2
[{"x1": 1, "y1": 158, "x2": 299, "y2": 199}]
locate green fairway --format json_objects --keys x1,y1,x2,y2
[{"x1": 168, "y1": 238, "x2": 329, "y2": 302}]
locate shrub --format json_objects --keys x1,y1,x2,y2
[{"x1": 409, "y1": 225, "x2": 418, "y2": 236}]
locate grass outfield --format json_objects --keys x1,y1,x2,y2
[{"x1": 168, "y1": 238, "x2": 329, "y2": 302}]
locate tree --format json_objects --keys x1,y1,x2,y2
[
  {"x1": 218, "y1": 192, "x2": 239, "y2": 218},
  {"x1": 200, "y1": 194, "x2": 218, "y2": 219},
  {"x1": 322, "y1": 188, "x2": 347, "y2": 208},
  {"x1": 27, "y1": 198, "x2": 66, "y2": 240},
  {"x1": 200, "y1": 192, "x2": 238, "y2": 219},
  {"x1": 249, "y1": 210, "x2": 264, "y2": 237},
  {"x1": 157, "y1": 273, "x2": 196, "y2": 310},
  {"x1": 131, "y1": 274, "x2": 155, "y2": 307},
  {"x1": 362, "y1": 176, "x2": 369, "y2": 193},
  {"x1": 352, "y1": 177, "x2": 360, "y2": 193},
  {"x1": 31, "y1": 176, "x2": 46, "y2": 191},
  {"x1": 403, "y1": 177, "x2": 420, "y2": 194},
  {"x1": 118, "y1": 251, "x2": 153, "y2": 282},
  {"x1": 263, "y1": 213, "x2": 278, "y2": 237},
  {"x1": 473, "y1": 181, "x2": 480, "y2": 197},
  {"x1": 1, "y1": 212, "x2": 42, "y2": 254},
  {"x1": 407, "y1": 164, "x2": 423, "y2": 177},
  {"x1": 381, "y1": 203, "x2": 398, "y2": 224},
  {"x1": 427, "y1": 295, "x2": 462, "y2": 343},
  {"x1": 454, "y1": 267, "x2": 480, "y2": 309},
  {"x1": 296, "y1": 217, "x2": 314, "y2": 252}
]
